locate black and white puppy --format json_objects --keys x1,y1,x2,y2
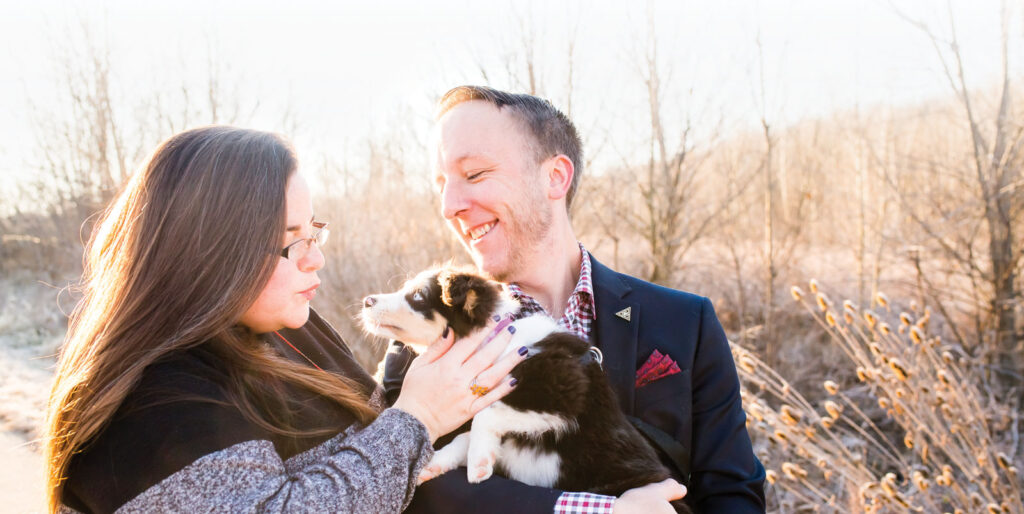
[{"x1": 361, "y1": 267, "x2": 686, "y2": 505}]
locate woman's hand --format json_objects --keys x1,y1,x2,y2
[
  {"x1": 393, "y1": 322, "x2": 525, "y2": 442},
  {"x1": 613, "y1": 479, "x2": 687, "y2": 514}
]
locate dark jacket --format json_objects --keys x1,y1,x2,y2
[{"x1": 382, "y1": 256, "x2": 766, "y2": 513}]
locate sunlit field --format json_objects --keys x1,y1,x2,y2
[{"x1": 2, "y1": 1, "x2": 1022, "y2": 512}]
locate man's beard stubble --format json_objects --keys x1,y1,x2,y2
[{"x1": 480, "y1": 185, "x2": 552, "y2": 283}]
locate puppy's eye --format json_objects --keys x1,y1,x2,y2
[{"x1": 412, "y1": 291, "x2": 424, "y2": 302}]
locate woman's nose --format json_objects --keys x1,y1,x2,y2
[{"x1": 298, "y1": 242, "x2": 326, "y2": 272}]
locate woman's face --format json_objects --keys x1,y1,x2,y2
[{"x1": 239, "y1": 172, "x2": 324, "y2": 334}]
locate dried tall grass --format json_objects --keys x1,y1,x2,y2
[{"x1": 736, "y1": 281, "x2": 1022, "y2": 513}]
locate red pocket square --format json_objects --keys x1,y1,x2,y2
[{"x1": 635, "y1": 350, "x2": 682, "y2": 388}]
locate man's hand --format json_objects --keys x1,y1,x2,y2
[{"x1": 613, "y1": 479, "x2": 687, "y2": 514}]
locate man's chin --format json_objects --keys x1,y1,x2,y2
[{"x1": 472, "y1": 256, "x2": 508, "y2": 281}]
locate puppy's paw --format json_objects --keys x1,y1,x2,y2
[
  {"x1": 467, "y1": 454, "x2": 495, "y2": 483},
  {"x1": 417, "y1": 464, "x2": 445, "y2": 484}
]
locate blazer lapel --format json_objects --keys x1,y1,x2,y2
[{"x1": 589, "y1": 255, "x2": 639, "y2": 414}]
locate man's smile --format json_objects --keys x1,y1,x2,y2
[{"x1": 466, "y1": 221, "x2": 497, "y2": 241}]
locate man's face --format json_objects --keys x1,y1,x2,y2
[{"x1": 433, "y1": 101, "x2": 552, "y2": 282}]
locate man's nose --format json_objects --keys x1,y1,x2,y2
[{"x1": 441, "y1": 180, "x2": 469, "y2": 220}]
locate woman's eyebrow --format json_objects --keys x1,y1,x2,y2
[{"x1": 286, "y1": 215, "x2": 315, "y2": 232}]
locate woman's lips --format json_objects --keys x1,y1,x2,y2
[{"x1": 299, "y1": 284, "x2": 319, "y2": 300}]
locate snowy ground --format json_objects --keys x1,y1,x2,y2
[
  {"x1": 0, "y1": 275, "x2": 65, "y2": 513},
  {"x1": 0, "y1": 342, "x2": 55, "y2": 513},
  {"x1": 1, "y1": 429, "x2": 45, "y2": 513}
]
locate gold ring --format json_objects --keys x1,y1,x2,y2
[{"x1": 469, "y1": 378, "x2": 490, "y2": 397}]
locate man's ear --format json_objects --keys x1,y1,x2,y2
[
  {"x1": 439, "y1": 270, "x2": 495, "y2": 322},
  {"x1": 545, "y1": 154, "x2": 574, "y2": 201}
]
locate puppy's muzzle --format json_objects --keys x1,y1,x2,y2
[{"x1": 363, "y1": 296, "x2": 378, "y2": 308}]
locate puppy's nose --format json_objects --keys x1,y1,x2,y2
[{"x1": 363, "y1": 296, "x2": 377, "y2": 308}]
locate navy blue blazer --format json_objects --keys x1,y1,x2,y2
[{"x1": 382, "y1": 256, "x2": 766, "y2": 513}]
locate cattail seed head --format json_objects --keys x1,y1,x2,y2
[
  {"x1": 996, "y1": 452, "x2": 1011, "y2": 469},
  {"x1": 780, "y1": 405, "x2": 801, "y2": 426},
  {"x1": 825, "y1": 310, "x2": 837, "y2": 326},
  {"x1": 864, "y1": 311, "x2": 878, "y2": 328},
  {"x1": 790, "y1": 286, "x2": 804, "y2": 302},
  {"x1": 868, "y1": 342, "x2": 882, "y2": 357},
  {"x1": 859, "y1": 482, "x2": 878, "y2": 499},
  {"x1": 816, "y1": 292, "x2": 831, "y2": 311},
  {"x1": 1007, "y1": 466, "x2": 1018, "y2": 479},
  {"x1": 739, "y1": 355, "x2": 757, "y2": 374},
  {"x1": 824, "y1": 400, "x2": 843, "y2": 420},
  {"x1": 843, "y1": 311, "x2": 854, "y2": 325},
  {"x1": 878, "y1": 397, "x2": 891, "y2": 409},
  {"x1": 857, "y1": 366, "x2": 872, "y2": 382},
  {"x1": 909, "y1": 326, "x2": 924, "y2": 344},
  {"x1": 986, "y1": 504, "x2": 1001, "y2": 514},
  {"x1": 765, "y1": 469, "x2": 777, "y2": 484},
  {"x1": 937, "y1": 369, "x2": 952, "y2": 387},
  {"x1": 880, "y1": 473, "x2": 898, "y2": 497},
  {"x1": 880, "y1": 323, "x2": 891, "y2": 335},
  {"x1": 774, "y1": 430, "x2": 790, "y2": 444},
  {"x1": 899, "y1": 312, "x2": 913, "y2": 326},
  {"x1": 971, "y1": 492, "x2": 984, "y2": 506},
  {"x1": 843, "y1": 299, "x2": 857, "y2": 313},
  {"x1": 876, "y1": 292, "x2": 890, "y2": 309},
  {"x1": 912, "y1": 471, "x2": 929, "y2": 491},
  {"x1": 809, "y1": 279, "x2": 819, "y2": 294},
  {"x1": 888, "y1": 359, "x2": 909, "y2": 381},
  {"x1": 942, "y1": 351, "x2": 955, "y2": 364},
  {"x1": 917, "y1": 309, "x2": 930, "y2": 328},
  {"x1": 904, "y1": 432, "x2": 913, "y2": 449},
  {"x1": 782, "y1": 462, "x2": 808, "y2": 480},
  {"x1": 823, "y1": 380, "x2": 839, "y2": 395},
  {"x1": 820, "y1": 417, "x2": 835, "y2": 429}
]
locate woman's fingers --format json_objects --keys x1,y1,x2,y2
[
  {"x1": 463, "y1": 323, "x2": 517, "y2": 371},
  {"x1": 469, "y1": 375, "x2": 520, "y2": 414},
  {"x1": 444, "y1": 319, "x2": 499, "y2": 364},
  {"x1": 415, "y1": 326, "x2": 455, "y2": 366},
  {"x1": 649, "y1": 479, "x2": 687, "y2": 501},
  {"x1": 470, "y1": 342, "x2": 527, "y2": 390}
]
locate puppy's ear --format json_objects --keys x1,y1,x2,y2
[{"x1": 439, "y1": 270, "x2": 495, "y2": 322}]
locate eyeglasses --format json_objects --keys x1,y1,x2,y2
[{"x1": 281, "y1": 221, "x2": 329, "y2": 261}]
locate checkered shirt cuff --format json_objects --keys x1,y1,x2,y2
[{"x1": 554, "y1": 492, "x2": 616, "y2": 514}]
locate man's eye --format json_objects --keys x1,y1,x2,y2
[{"x1": 467, "y1": 169, "x2": 489, "y2": 181}]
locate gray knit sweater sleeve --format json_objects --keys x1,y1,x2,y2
[{"x1": 104, "y1": 408, "x2": 432, "y2": 514}]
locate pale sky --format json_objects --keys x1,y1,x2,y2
[{"x1": 0, "y1": 0, "x2": 1017, "y2": 204}]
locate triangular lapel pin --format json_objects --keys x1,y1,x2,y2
[{"x1": 615, "y1": 307, "x2": 631, "y2": 321}]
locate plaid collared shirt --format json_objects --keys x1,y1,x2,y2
[
  {"x1": 506, "y1": 243, "x2": 616, "y2": 513},
  {"x1": 505, "y1": 243, "x2": 596, "y2": 342}
]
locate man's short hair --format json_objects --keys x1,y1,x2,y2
[{"x1": 436, "y1": 85, "x2": 584, "y2": 209}]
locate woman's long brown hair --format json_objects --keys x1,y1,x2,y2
[{"x1": 44, "y1": 126, "x2": 377, "y2": 512}]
